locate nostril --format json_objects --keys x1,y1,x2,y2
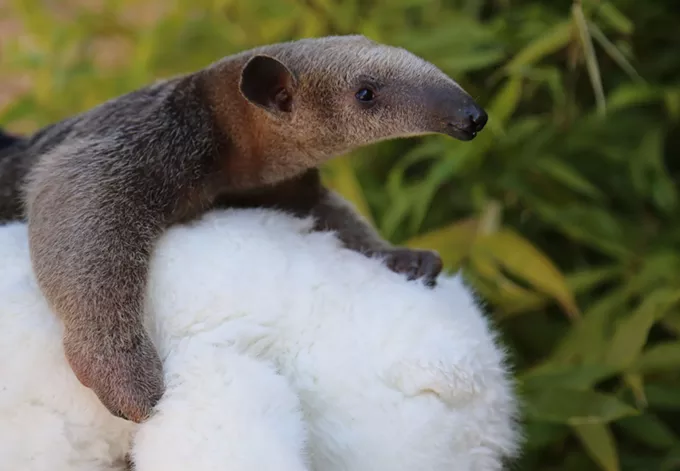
[{"x1": 466, "y1": 106, "x2": 488, "y2": 132}]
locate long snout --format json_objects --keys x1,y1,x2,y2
[
  {"x1": 424, "y1": 83, "x2": 488, "y2": 141},
  {"x1": 447, "y1": 100, "x2": 488, "y2": 141}
]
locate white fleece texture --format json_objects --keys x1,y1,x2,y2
[{"x1": 0, "y1": 208, "x2": 520, "y2": 471}]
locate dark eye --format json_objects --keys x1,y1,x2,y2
[{"x1": 355, "y1": 87, "x2": 375, "y2": 102}]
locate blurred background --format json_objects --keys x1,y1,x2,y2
[{"x1": 1, "y1": 0, "x2": 679, "y2": 469}]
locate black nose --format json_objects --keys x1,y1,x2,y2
[{"x1": 466, "y1": 104, "x2": 488, "y2": 133}]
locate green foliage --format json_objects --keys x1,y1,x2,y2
[{"x1": 2, "y1": 0, "x2": 680, "y2": 469}]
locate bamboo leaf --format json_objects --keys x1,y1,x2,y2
[
  {"x1": 528, "y1": 201, "x2": 631, "y2": 259},
  {"x1": 665, "y1": 88, "x2": 680, "y2": 120},
  {"x1": 473, "y1": 228, "x2": 580, "y2": 319},
  {"x1": 487, "y1": 76, "x2": 524, "y2": 134},
  {"x1": 496, "y1": 266, "x2": 620, "y2": 318},
  {"x1": 407, "y1": 142, "x2": 478, "y2": 234},
  {"x1": 630, "y1": 129, "x2": 678, "y2": 214},
  {"x1": 572, "y1": 1, "x2": 606, "y2": 116},
  {"x1": 550, "y1": 286, "x2": 634, "y2": 365},
  {"x1": 467, "y1": 248, "x2": 551, "y2": 318},
  {"x1": 605, "y1": 290, "x2": 680, "y2": 370},
  {"x1": 380, "y1": 189, "x2": 414, "y2": 239},
  {"x1": 632, "y1": 342, "x2": 680, "y2": 375},
  {"x1": 566, "y1": 266, "x2": 621, "y2": 294},
  {"x1": 520, "y1": 363, "x2": 619, "y2": 391},
  {"x1": 504, "y1": 20, "x2": 573, "y2": 74},
  {"x1": 588, "y1": 21, "x2": 644, "y2": 84},
  {"x1": 523, "y1": 387, "x2": 639, "y2": 425},
  {"x1": 523, "y1": 422, "x2": 570, "y2": 451},
  {"x1": 645, "y1": 384, "x2": 680, "y2": 410},
  {"x1": 607, "y1": 83, "x2": 663, "y2": 111},
  {"x1": 617, "y1": 414, "x2": 680, "y2": 451},
  {"x1": 438, "y1": 48, "x2": 506, "y2": 73},
  {"x1": 596, "y1": 2, "x2": 634, "y2": 34},
  {"x1": 405, "y1": 218, "x2": 478, "y2": 270},
  {"x1": 494, "y1": 285, "x2": 550, "y2": 317},
  {"x1": 624, "y1": 373, "x2": 647, "y2": 409},
  {"x1": 323, "y1": 156, "x2": 374, "y2": 225},
  {"x1": 572, "y1": 423, "x2": 620, "y2": 471},
  {"x1": 535, "y1": 157, "x2": 605, "y2": 200},
  {"x1": 662, "y1": 310, "x2": 680, "y2": 336}
]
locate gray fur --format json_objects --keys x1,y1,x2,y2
[{"x1": 0, "y1": 34, "x2": 487, "y2": 424}]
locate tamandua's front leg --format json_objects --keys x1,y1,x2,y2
[
  {"x1": 310, "y1": 187, "x2": 443, "y2": 287},
  {"x1": 216, "y1": 168, "x2": 443, "y2": 287}
]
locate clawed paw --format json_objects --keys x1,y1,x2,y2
[{"x1": 375, "y1": 248, "x2": 443, "y2": 288}]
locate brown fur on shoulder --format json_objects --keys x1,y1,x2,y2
[{"x1": 6, "y1": 34, "x2": 488, "y2": 423}]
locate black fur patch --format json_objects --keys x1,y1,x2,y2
[{"x1": 0, "y1": 129, "x2": 21, "y2": 151}]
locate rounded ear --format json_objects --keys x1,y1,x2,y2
[{"x1": 239, "y1": 55, "x2": 296, "y2": 115}]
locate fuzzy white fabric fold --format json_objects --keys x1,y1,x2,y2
[{"x1": 0, "y1": 209, "x2": 519, "y2": 471}]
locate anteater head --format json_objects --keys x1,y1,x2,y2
[
  {"x1": 236, "y1": 35, "x2": 486, "y2": 154},
  {"x1": 205, "y1": 35, "x2": 487, "y2": 184}
]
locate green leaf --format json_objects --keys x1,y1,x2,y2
[
  {"x1": 494, "y1": 286, "x2": 551, "y2": 317},
  {"x1": 380, "y1": 188, "x2": 414, "y2": 239},
  {"x1": 439, "y1": 48, "x2": 506, "y2": 73},
  {"x1": 523, "y1": 421, "x2": 570, "y2": 450},
  {"x1": 520, "y1": 363, "x2": 619, "y2": 391},
  {"x1": 405, "y1": 218, "x2": 478, "y2": 270},
  {"x1": 504, "y1": 20, "x2": 573, "y2": 74},
  {"x1": 522, "y1": 387, "x2": 639, "y2": 425},
  {"x1": 607, "y1": 83, "x2": 663, "y2": 111},
  {"x1": 605, "y1": 290, "x2": 680, "y2": 370},
  {"x1": 467, "y1": 249, "x2": 552, "y2": 317},
  {"x1": 572, "y1": 423, "x2": 620, "y2": 471},
  {"x1": 624, "y1": 373, "x2": 647, "y2": 408},
  {"x1": 487, "y1": 76, "x2": 524, "y2": 134},
  {"x1": 665, "y1": 88, "x2": 680, "y2": 120},
  {"x1": 629, "y1": 128, "x2": 677, "y2": 213},
  {"x1": 473, "y1": 228, "x2": 580, "y2": 319},
  {"x1": 661, "y1": 446, "x2": 680, "y2": 470},
  {"x1": 550, "y1": 286, "x2": 634, "y2": 365},
  {"x1": 323, "y1": 156, "x2": 374, "y2": 225},
  {"x1": 385, "y1": 138, "x2": 444, "y2": 195},
  {"x1": 573, "y1": 2, "x2": 606, "y2": 116},
  {"x1": 566, "y1": 266, "x2": 622, "y2": 295},
  {"x1": 406, "y1": 142, "x2": 478, "y2": 234},
  {"x1": 528, "y1": 201, "x2": 631, "y2": 259},
  {"x1": 632, "y1": 342, "x2": 680, "y2": 375},
  {"x1": 596, "y1": 2, "x2": 634, "y2": 34},
  {"x1": 617, "y1": 414, "x2": 679, "y2": 451},
  {"x1": 535, "y1": 157, "x2": 605, "y2": 201},
  {"x1": 645, "y1": 384, "x2": 680, "y2": 410},
  {"x1": 662, "y1": 310, "x2": 680, "y2": 336},
  {"x1": 588, "y1": 21, "x2": 644, "y2": 84}
]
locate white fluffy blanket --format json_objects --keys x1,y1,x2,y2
[{"x1": 0, "y1": 209, "x2": 519, "y2": 471}]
